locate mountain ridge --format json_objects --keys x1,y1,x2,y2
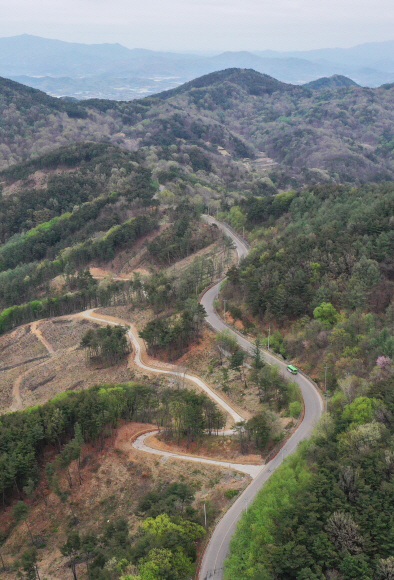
[
  {"x1": 1, "y1": 34, "x2": 394, "y2": 100},
  {"x1": 2, "y1": 68, "x2": 394, "y2": 185},
  {"x1": 153, "y1": 68, "x2": 301, "y2": 99}
]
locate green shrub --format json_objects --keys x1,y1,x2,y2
[
  {"x1": 224, "y1": 489, "x2": 240, "y2": 499},
  {"x1": 289, "y1": 401, "x2": 302, "y2": 418}
]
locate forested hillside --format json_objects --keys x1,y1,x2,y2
[
  {"x1": 155, "y1": 69, "x2": 394, "y2": 185},
  {"x1": 226, "y1": 377, "x2": 394, "y2": 580},
  {"x1": 223, "y1": 182, "x2": 394, "y2": 387},
  {"x1": 223, "y1": 180, "x2": 394, "y2": 579},
  {"x1": 0, "y1": 382, "x2": 229, "y2": 579},
  {"x1": 3, "y1": 69, "x2": 394, "y2": 185},
  {"x1": 0, "y1": 73, "x2": 255, "y2": 171},
  {"x1": 0, "y1": 142, "x2": 161, "y2": 325},
  {"x1": 4, "y1": 67, "x2": 394, "y2": 580}
]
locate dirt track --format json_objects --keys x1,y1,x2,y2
[{"x1": 10, "y1": 322, "x2": 55, "y2": 411}]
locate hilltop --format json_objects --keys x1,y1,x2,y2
[
  {"x1": 303, "y1": 74, "x2": 360, "y2": 91},
  {"x1": 155, "y1": 68, "x2": 300, "y2": 99},
  {"x1": 0, "y1": 76, "x2": 87, "y2": 116}
]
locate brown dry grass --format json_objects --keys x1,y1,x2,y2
[
  {"x1": 0, "y1": 421, "x2": 248, "y2": 580},
  {"x1": 0, "y1": 324, "x2": 47, "y2": 368},
  {"x1": 20, "y1": 348, "x2": 133, "y2": 409},
  {"x1": 1, "y1": 167, "x2": 77, "y2": 197},
  {"x1": 174, "y1": 326, "x2": 264, "y2": 416},
  {"x1": 88, "y1": 224, "x2": 169, "y2": 279},
  {"x1": 1, "y1": 317, "x2": 137, "y2": 412},
  {"x1": 95, "y1": 304, "x2": 155, "y2": 332},
  {"x1": 1, "y1": 307, "x2": 217, "y2": 413},
  {"x1": 38, "y1": 318, "x2": 96, "y2": 351},
  {"x1": 1, "y1": 365, "x2": 35, "y2": 410},
  {"x1": 0, "y1": 325, "x2": 49, "y2": 411}
]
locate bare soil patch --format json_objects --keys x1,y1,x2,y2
[
  {"x1": 1, "y1": 316, "x2": 139, "y2": 412},
  {"x1": 0, "y1": 326, "x2": 49, "y2": 411},
  {"x1": 173, "y1": 326, "x2": 262, "y2": 417},
  {"x1": 38, "y1": 318, "x2": 97, "y2": 351},
  {"x1": 164, "y1": 241, "x2": 224, "y2": 275},
  {"x1": 1, "y1": 365, "x2": 34, "y2": 411},
  {"x1": 88, "y1": 224, "x2": 168, "y2": 279},
  {"x1": 1, "y1": 167, "x2": 77, "y2": 197},
  {"x1": 0, "y1": 324, "x2": 47, "y2": 368},
  {"x1": 49, "y1": 274, "x2": 66, "y2": 291},
  {"x1": 19, "y1": 349, "x2": 133, "y2": 409},
  {"x1": 95, "y1": 304, "x2": 155, "y2": 332}
]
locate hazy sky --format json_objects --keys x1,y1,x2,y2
[{"x1": 0, "y1": 0, "x2": 393, "y2": 51}]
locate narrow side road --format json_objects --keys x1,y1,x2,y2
[
  {"x1": 81, "y1": 310, "x2": 260, "y2": 478},
  {"x1": 82, "y1": 309, "x2": 244, "y2": 427},
  {"x1": 10, "y1": 321, "x2": 55, "y2": 411},
  {"x1": 133, "y1": 431, "x2": 261, "y2": 478},
  {"x1": 30, "y1": 321, "x2": 55, "y2": 354}
]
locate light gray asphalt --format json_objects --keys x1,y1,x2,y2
[
  {"x1": 199, "y1": 216, "x2": 324, "y2": 580},
  {"x1": 133, "y1": 431, "x2": 261, "y2": 478}
]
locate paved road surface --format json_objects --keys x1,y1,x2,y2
[
  {"x1": 133, "y1": 431, "x2": 261, "y2": 478},
  {"x1": 198, "y1": 216, "x2": 324, "y2": 580}
]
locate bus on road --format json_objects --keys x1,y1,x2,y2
[{"x1": 287, "y1": 364, "x2": 298, "y2": 375}]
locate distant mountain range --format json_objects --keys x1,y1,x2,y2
[{"x1": 2, "y1": 34, "x2": 394, "y2": 100}]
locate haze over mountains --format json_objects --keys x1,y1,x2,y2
[{"x1": 2, "y1": 34, "x2": 394, "y2": 100}]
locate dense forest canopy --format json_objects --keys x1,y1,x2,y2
[
  {"x1": 221, "y1": 182, "x2": 394, "y2": 392},
  {"x1": 226, "y1": 377, "x2": 394, "y2": 580},
  {"x1": 235, "y1": 182, "x2": 394, "y2": 320}
]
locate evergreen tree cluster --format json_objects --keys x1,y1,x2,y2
[
  {"x1": 0, "y1": 382, "x2": 224, "y2": 507},
  {"x1": 80, "y1": 325, "x2": 130, "y2": 365}
]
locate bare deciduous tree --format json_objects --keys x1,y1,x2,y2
[
  {"x1": 376, "y1": 557, "x2": 394, "y2": 580},
  {"x1": 338, "y1": 466, "x2": 358, "y2": 503},
  {"x1": 326, "y1": 511, "x2": 364, "y2": 554}
]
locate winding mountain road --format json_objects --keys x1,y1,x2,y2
[
  {"x1": 83, "y1": 215, "x2": 323, "y2": 580},
  {"x1": 81, "y1": 311, "x2": 261, "y2": 478},
  {"x1": 199, "y1": 216, "x2": 324, "y2": 580}
]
